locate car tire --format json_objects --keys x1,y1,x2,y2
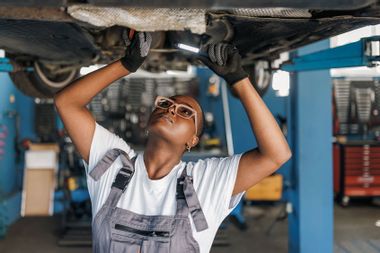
[
  {"x1": 9, "y1": 61, "x2": 79, "y2": 98},
  {"x1": 243, "y1": 61, "x2": 272, "y2": 97}
]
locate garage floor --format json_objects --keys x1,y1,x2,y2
[{"x1": 0, "y1": 204, "x2": 379, "y2": 253}]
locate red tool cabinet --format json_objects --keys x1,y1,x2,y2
[{"x1": 334, "y1": 143, "x2": 380, "y2": 205}]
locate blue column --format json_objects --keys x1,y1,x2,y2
[{"x1": 288, "y1": 40, "x2": 333, "y2": 253}]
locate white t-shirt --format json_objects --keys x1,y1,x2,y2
[{"x1": 84, "y1": 123, "x2": 244, "y2": 253}]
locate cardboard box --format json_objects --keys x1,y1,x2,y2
[
  {"x1": 22, "y1": 143, "x2": 59, "y2": 216},
  {"x1": 245, "y1": 174, "x2": 283, "y2": 201},
  {"x1": 22, "y1": 169, "x2": 55, "y2": 216},
  {"x1": 29, "y1": 143, "x2": 59, "y2": 153}
]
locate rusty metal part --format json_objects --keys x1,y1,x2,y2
[
  {"x1": 204, "y1": 17, "x2": 234, "y2": 45},
  {"x1": 101, "y1": 26, "x2": 124, "y2": 48},
  {"x1": 150, "y1": 31, "x2": 166, "y2": 49}
]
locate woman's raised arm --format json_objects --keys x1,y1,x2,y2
[{"x1": 54, "y1": 31, "x2": 151, "y2": 162}]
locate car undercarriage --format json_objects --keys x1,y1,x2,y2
[{"x1": 0, "y1": 0, "x2": 380, "y2": 97}]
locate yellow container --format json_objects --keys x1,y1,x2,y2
[{"x1": 245, "y1": 174, "x2": 283, "y2": 201}]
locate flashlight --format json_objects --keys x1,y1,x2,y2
[
  {"x1": 176, "y1": 43, "x2": 209, "y2": 59},
  {"x1": 176, "y1": 43, "x2": 200, "y2": 53}
]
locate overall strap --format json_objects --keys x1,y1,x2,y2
[
  {"x1": 89, "y1": 148, "x2": 131, "y2": 181},
  {"x1": 176, "y1": 165, "x2": 209, "y2": 232},
  {"x1": 106, "y1": 151, "x2": 136, "y2": 207},
  {"x1": 105, "y1": 163, "x2": 135, "y2": 207}
]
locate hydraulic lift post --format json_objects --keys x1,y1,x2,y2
[{"x1": 281, "y1": 36, "x2": 380, "y2": 253}]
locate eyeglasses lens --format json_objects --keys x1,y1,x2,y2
[
  {"x1": 157, "y1": 99, "x2": 173, "y2": 108},
  {"x1": 177, "y1": 106, "x2": 194, "y2": 118},
  {"x1": 156, "y1": 97, "x2": 194, "y2": 119}
]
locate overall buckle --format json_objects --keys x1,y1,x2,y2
[
  {"x1": 112, "y1": 168, "x2": 134, "y2": 192},
  {"x1": 176, "y1": 180, "x2": 185, "y2": 199}
]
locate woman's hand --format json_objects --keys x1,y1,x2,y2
[
  {"x1": 120, "y1": 31, "x2": 152, "y2": 72},
  {"x1": 198, "y1": 42, "x2": 248, "y2": 87}
]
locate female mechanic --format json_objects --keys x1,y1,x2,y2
[{"x1": 54, "y1": 32, "x2": 291, "y2": 253}]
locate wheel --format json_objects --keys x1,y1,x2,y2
[
  {"x1": 9, "y1": 61, "x2": 79, "y2": 98},
  {"x1": 243, "y1": 61, "x2": 272, "y2": 97}
]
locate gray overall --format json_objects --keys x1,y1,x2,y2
[{"x1": 89, "y1": 148, "x2": 209, "y2": 253}]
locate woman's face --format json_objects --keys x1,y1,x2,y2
[{"x1": 147, "y1": 95, "x2": 203, "y2": 147}]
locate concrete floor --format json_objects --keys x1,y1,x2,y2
[{"x1": 0, "y1": 204, "x2": 379, "y2": 253}]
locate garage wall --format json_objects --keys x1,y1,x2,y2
[
  {"x1": 0, "y1": 72, "x2": 36, "y2": 237},
  {"x1": 0, "y1": 74, "x2": 20, "y2": 195}
]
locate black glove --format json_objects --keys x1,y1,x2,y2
[
  {"x1": 198, "y1": 42, "x2": 248, "y2": 86},
  {"x1": 120, "y1": 31, "x2": 152, "y2": 72}
]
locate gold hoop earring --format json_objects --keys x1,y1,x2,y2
[{"x1": 186, "y1": 144, "x2": 191, "y2": 152}]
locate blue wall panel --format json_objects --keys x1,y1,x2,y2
[
  {"x1": 0, "y1": 73, "x2": 36, "y2": 237},
  {"x1": 0, "y1": 73, "x2": 18, "y2": 195}
]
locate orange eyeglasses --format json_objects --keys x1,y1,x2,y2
[{"x1": 154, "y1": 96, "x2": 198, "y2": 136}]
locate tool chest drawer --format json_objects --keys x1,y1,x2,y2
[
  {"x1": 344, "y1": 175, "x2": 380, "y2": 185},
  {"x1": 334, "y1": 143, "x2": 380, "y2": 205},
  {"x1": 344, "y1": 146, "x2": 380, "y2": 153},
  {"x1": 344, "y1": 187, "x2": 380, "y2": 196}
]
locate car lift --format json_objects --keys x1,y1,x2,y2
[
  {"x1": 278, "y1": 35, "x2": 380, "y2": 253},
  {"x1": 280, "y1": 36, "x2": 380, "y2": 71}
]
